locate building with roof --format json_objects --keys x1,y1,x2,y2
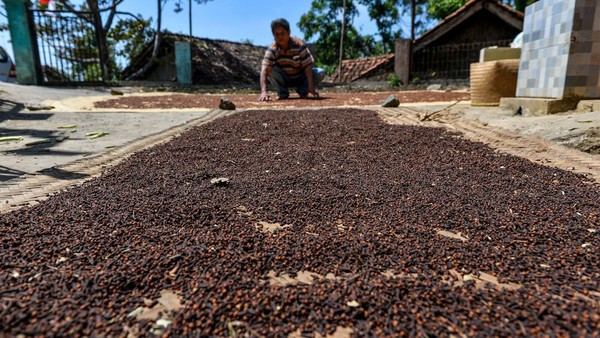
[
  {"x1": 330, "y1": 0, "x2": 524, "y2": 84},
  {"x1": 411, "y1": 0, "x2": 523, "y2": 81},
  {"x1": 122, "y1": 32, "x2": 265, "y2": 85}
]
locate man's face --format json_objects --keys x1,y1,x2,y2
[{"x1": 273, "y1": 26, "x2": 290, "y2": 49}]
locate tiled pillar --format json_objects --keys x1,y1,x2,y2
[
  {"x1": 3, "y1": 0, "x2": 40, "y2": 85},
  {"x1": 175, "y1": 41, "x2": 192, "y2": 85},
  {"x1": 516, "y1": 0, "x2": 600, "y2": 98}
]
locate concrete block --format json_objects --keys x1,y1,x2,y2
[
  {"x1": 500, "y1": 97, "x2": 580, "y2": 115},
  {"x1": 479, "y1": 48, "x2": 522, "y2": 62}
]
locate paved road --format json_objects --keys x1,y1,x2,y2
[{"x1": 0, "y1": 82, "x2": 210, "y2": 182}]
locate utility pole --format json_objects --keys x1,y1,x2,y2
[
  {"x1": 410, "y1": 0, "x2": 416, "y2": 42},
  {"x1": 338, "y1": 0, "x2": 346, "y2": 82},
  {"x1": 189, "y1": 0, "x2": 192, "y2": 37}
]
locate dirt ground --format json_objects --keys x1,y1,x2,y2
[
  {"x1": 2, "y1": 109, "x2": 599, "y2": 336},
  {"x1": 93, "y1": 91, "x2": 471, "y2": 110},
  {"x1": 89, "y1": 90, "x2": 600, "y2": 155},
  {"x1": 2, "y1": 82, "x2": 599, "y2": 183}
]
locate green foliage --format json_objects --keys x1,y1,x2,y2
[
  {"x1": 427, "y1": 0, "x2": 468, "y2": 20},
  {"x1": 239, "y1": 38, "x2": 254, "y2": 45},
  {"x1": 428, "y1": 0, "x2": 540, "y2": 19},
  {"x1": 299, "y1": 0, "x2": 377, "y2": 66},
  {"x1": 298, "y1": 0, "x2": 434, "y2": 68},
  {"x1": 316, "y1": 61, "x2": 337, "y2": 76},
  {"x1": 362, "y1": 0, "x2": 401, "y2": 53},
  {"x1": 108, "y1": 17, "x2": 154, "y2": 68},
  {"x1": 388, "y1": 74, "x2": 400, "y2": 86}
]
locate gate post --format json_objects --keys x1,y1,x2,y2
[
  {"x1": 175, "y1": 41, "x2": 192, "y2": 85},
  {"x1": 3, "y1": 0, "x2": 40, "y2": 85},
  {"x1": 394, "y1": 38, "x2": 411, "y2": 86}
]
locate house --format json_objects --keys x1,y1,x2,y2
[
  {"x1": 330, "y1": 0, "x2": 523, "y2": 84},
  {"x1": 411, "y1": 0, "x2": 524, "y2": 80},
  {"x1": 122, "y1": 32, "x2": 266, "y2": 85}
]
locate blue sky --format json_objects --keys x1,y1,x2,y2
[
  {"x1": 1, "y1": 0, "x2": 413, "y2": 58},
  {"x1": 118, "y1": 0, "x2": 408, "y2": 46}
]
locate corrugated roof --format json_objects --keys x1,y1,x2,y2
[{"x1": 328, "y1": 54, "x2": 395, "y2": 83}]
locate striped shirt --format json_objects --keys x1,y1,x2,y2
[{"x1": 262, "y1": 36, "x2": 314, "y2": 77}]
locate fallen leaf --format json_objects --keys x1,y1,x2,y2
[
  {"x1": 478, "y1": 272, "x2": 522, "y2": 291},
  {"x1": 381, "y1": 269, "x2": 418, "y2": 279},
  {"x1": 296, "y1": 271, "x2": 318, "y2": 285},
  {"x1": 25, "y1": 139, "x2": 52, "y2": 146},
  {"x1": 437, "y1": 230, "x2": 468, "y2": 242},
  {"x1": 86, "y1": 132, "x2": 109, "y2": 139},
  {"x1": 267, "y1": 271, "x2": 298, "y2": 287},
  {"x1": 158, "y1": 290, "x2": 183, "y2": 311},
  {"x1": 127, "y1": 307, "x2": 145, "y2": 318},
  {"x1": 448, "y1": 269, "x2": 464, "y2": 287},
  {"x1": 328, "y1": 327, "x2": 354, "y2": 338},
  {"x1": 210, "y1": 177, "x2": 230, "y2": 186},
  {"x1": 155, "y1": 318, "x2": 172, "y2": 328},
  {"x1": 128, "y1": 289, "x2": 183, "y2": 321},
  {"x1": 0, "y1": 136, "x2": 23, "y2": 142},
  {"x1": 325, "y1": 273, "x2": 338, "y2": 281},
  {"x1": 256, "y1": 221, "x2": 292, "y2": 233},
  {"x1": 460, "y1": 271, "x2": 521, "y2": 291}
]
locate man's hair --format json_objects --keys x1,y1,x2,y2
[{"x1": 271, "y1": 18, "x2": 290, "y2": 34}]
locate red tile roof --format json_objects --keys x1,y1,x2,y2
[{"x1": 328, "y1": 54, "x2": 395, "y2": 83}]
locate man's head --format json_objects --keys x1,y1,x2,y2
[{"x1": 271, "y1": 18, "x2": 291, "y2": 48}]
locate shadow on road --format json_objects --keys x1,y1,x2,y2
[{"x1": 0, "y1": 165, "x2": 27, "y2": 182}]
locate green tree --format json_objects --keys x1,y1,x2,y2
[
  {"x1": 127, "y1": 0, "x2": 214, "y2": 80},
  {"x1": 299, "y1": 0, "x2": 432, "y2": 66},
  {"x1": 426, "y1": 0, "x2": 467, "y2": 20},
  {"x1": 299, "y1": 0, "x2": 377, "y2": 66},
  {"x1": 428, "y1": 0, "x2": 540, "y2": 20},
  {"x1": 363, "y1": 0, "x2": 401, "y2": 53},
  {"x1": 52, "y1": 0, "x2": 127, "y2": 79}
]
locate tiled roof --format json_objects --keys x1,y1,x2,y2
[
  {"x1": 414, "y1": 0, "x2": 524, "y2": 51},
  {"x1": 328, "y1": 54, "x2": 395, "y2": 83}
]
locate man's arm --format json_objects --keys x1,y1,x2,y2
[
  {"x1": 259, "y1": 67, "x2": 271, "y2": 101},
  {"x1": 304, "y1": 64, "x2": 319, "y2": 99}
]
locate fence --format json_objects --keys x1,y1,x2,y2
[
  {"x1": 30, "y1": 9, "x2": 105, "y2": 85},
  {"x1": 411, "y1": 39, "x2": 513, "y2": 81}
]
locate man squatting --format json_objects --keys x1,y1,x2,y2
[{"x1": 259, "y1": 18, "x2": 326, "y2": 101}]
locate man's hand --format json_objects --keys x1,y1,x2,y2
[
  {"x1": 307, "y1": 86, "x2": 319, "y2": 99},
  {"x1": 259, "y1": 91, "x2": 271, "y2": 101}
]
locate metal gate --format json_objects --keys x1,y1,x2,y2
[
  {"x1": 30, "y1": 9, "x2": 105, "y2": 85},
  {"x1": 412, "y1": 39, "x2": 512, "y2": 80}
]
